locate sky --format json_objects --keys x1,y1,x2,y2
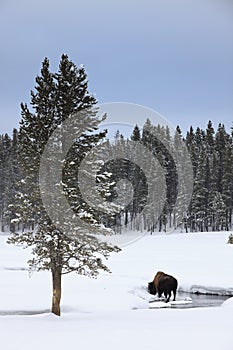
[{"x1": 0, "y1": 0, "x2": 232, "y2": 135}]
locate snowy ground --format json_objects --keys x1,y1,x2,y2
[{"x1": 0, "y1": 231, "x2": 233, "y2": 350}]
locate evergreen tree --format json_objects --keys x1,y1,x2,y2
[
  {"x1": 0, "y1": 134, "x2": 5, "y2": 231},
  {"x1": 206, "y1": 120, "x2": 215, "y2": 153},
  {"x1": 173, "y1": 126, "x2": 186, "y2": 229},
  {"x1": 4, "y1": 129, "x2": 20, "y2": 232},
  {"x1": 215, "y1": 123, "x2": 229, "y2": 193},
  {"x1": 8, "y1": 55, "x2": 120, "y2": 316},
  {"x1": 131, "y1": 124, "x2": 141, "y2": 141},
  {"x1": 0, "y1": 133, "x2": 12, "y2": 231}
]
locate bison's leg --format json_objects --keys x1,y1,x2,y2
[
  {"x1": 173, "y1": 289, "x2": 177, "y2": 301},
  {"x1": 158, "y1": 289, "x2": 163, "y2": 298},
  {"x1": 165, "y1": 291, "x2": 171, "y2": 303}
]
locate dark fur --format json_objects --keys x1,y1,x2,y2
[{"x1": 148, "y1": 271, "x2": 178, "y2": 302}]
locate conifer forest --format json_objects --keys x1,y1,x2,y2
[{"x1": 1, "y1": 116, "x2": 232, "y2": 234}]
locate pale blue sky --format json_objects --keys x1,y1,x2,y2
[{"x1": 0, "y1": 0, "x2": 232, "y2": 135}]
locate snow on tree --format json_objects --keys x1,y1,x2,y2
[{"x1": 8, "y1": 55, "x2": 120, "y2": 316}]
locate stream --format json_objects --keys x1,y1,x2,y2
[{"x1": 171, "y1": 291, "x2": 230, "y2": 309}]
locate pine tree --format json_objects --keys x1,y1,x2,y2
[
  {"x1": 190, "y1": 147, "x2": 207, "y2": 232},
  {"x1": 0, "y1": 133, "x2": 12, "y2": 231},
  {"x1": 172, "y1": 126, "x2": 185, "y2": 229},
  {"x1": 0, "y1": 134, "x2": 4, "y2": 231},
  {"x1": 8, "y1": 55, "x2": 120, "y2": 316},
  {"x1": 141, "y1": 121, "x2": 169, "y2": 232},
  {"x1": 215, "y1": 124, "x2": 229, "y2": 193},
  {"x1": 4, "y1": 129, "x2": 20, "y2": 232},
  {"x1": 131, "y1": 124, "x2": 141, "y2": 141},
  {"x1": 206, "y1": 120, "x2": 215, "y2": 153}
]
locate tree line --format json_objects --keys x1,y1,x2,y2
[
  {"x1": 108, "y1": 120, "x2": 233, "y2": 233},
  {"x1": 1, "y1": 119, "x2": 232, "y2": 233}
]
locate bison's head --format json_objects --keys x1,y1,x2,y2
[{"x1": 148, "y1": 282, "x2": 156, "y2": 295}]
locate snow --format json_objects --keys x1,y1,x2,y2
[
  {"x1": 0, "y1": 231, "x2": 233, "y2": 350},
  {"x1": 222, "y1": 297, "x2": 233, "y2": 308},
  {"x1": 149, "y1": 299, "x2": 193, "y2": 309}
]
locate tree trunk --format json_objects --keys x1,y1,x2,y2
[{"x1": 51, "y1": 268, "x2": 62, "y2": 316}]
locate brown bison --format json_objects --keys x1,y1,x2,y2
[{"x1": 148, "y1": 271, "x2": 178, "y2": 302}]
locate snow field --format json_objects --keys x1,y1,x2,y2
[{"x1": 0, "y1": 231, "x2": 233, "y2": 350}]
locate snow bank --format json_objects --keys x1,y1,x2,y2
[{"x1": 222, "y1": 296, "x2": 233, "y2": 309}]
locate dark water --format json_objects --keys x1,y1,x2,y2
[
  {"x1": 148, "y1": 291, "x2": 231, "y2": 309},
  {"x1": 173, "y1": 291, "x2": 230, "y2": 309}
]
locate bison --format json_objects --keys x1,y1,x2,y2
[{"x1": 148, "y1": 271, "x2": 178, "y2": 302}]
